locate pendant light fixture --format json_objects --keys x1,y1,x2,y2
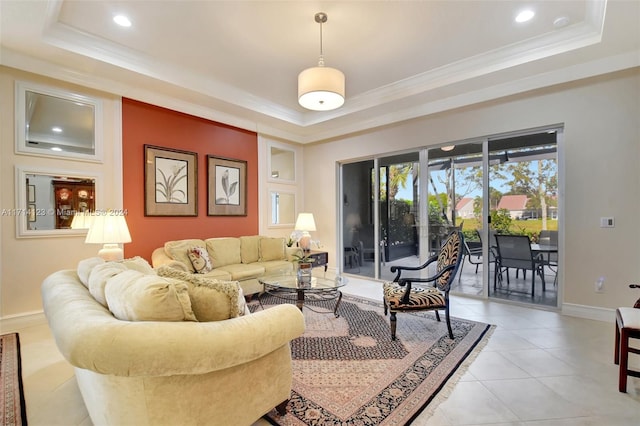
[{"x1": 298, "y1": 12, "x2": 345, "y2": 111}]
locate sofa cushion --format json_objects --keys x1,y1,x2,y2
[
  {"x1": 165, "y1": 239, "x2": 207, "y2": 273},
  {"x1": 260, "y1": 237, "x2": 286, "y2": 261},
  {"x1": 77, "y1": 257, "x2": 105, "y2": 287},
  {"x1": 240, "y1": 235, "x2": 261, "y2": 264},
  {"x1": 216, "y1": 263, "x2": 265, "y2": 281},
  {"x1": 118, "y1": 256, "x2": 156, "y2": 275},
  {"x1": 206, "y1": 238, "x2": 241, "y2": 268},
  {"x1": 200, "y1": 269, "x2": 233, "y2": 280},
  {"x1": 156, "y1": 266, "x2": 246, "y2": 319},
  {"x1": 105, "y1": 269, "x2": 196, "y2": 322},
  {"x1": 187, "y1": 246, "x2": 213, "y2": 274},
  {"x1": 254, "y1": 260, "x2": 294, "y2": 276},
  {"x1": 88, "y1": 262, "x2": 129, "y2": 307}
]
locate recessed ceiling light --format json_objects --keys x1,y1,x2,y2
[
  {"x1": 553, "y1": 16, "x2": 570, "y2": 28},
  {"x1": 51, "y1": 147, "x2": 63, "y2": 152},
  {"x1": 51, "y1": 126, "x2": 62, "y2": 133},
  {"x1": 113, "y1": 15, "x2": 132, "y2": 27},
  {"x1": 515, "y1": 10, "x2": 535, "y2": 23}
]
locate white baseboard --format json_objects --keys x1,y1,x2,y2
[
  {"x1": 562, "y1": 303, "x2": 615, "y2": 323},
  {"x1": 0, "y1": 310, "x2": 46, "y2": 332}
]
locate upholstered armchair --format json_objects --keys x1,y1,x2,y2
[{"x1": 382, "y1": 230, "x2": 463, "y2": 340}]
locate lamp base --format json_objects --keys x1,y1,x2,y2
[
  {"x1": 298, "y1": 233, "x2": 312, "y2": 252},
  {"x1": 98, "y1": 244, "x2": 124, "y2": 261}
]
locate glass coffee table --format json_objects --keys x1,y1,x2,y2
[{"x1": 258, "y1": 271, "x2": 347, "y2": 317}]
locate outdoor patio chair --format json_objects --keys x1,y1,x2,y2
[
  {"x1": 494, "y1": 234, "x2": 546, "y2": 297},
  {"x1": 382, "y1": 230, "x2": 463, "y2": 340},
  {"x1": 458, "y1": 229, "x2": 497, "y2": 282}
]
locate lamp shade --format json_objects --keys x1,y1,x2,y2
[
  {"x1": 85, "y1": 215, "x2": 132, "y2": 261},
  {"x1": 85, "y1": 215, "x2": 132, "y2": 244},
  {"x1": 295, "y1": 213, "x2": 317, "y2": 232},
  {"x1": 70, "y1": 211, "x2": 94, "y2": 229},
  {"x1": 298, "y1": 66, "x2": 345, "y2": 111}
]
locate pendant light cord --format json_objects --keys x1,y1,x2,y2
[{"x1": 316, "y1": 12, "x2": 327, "y2": 67}]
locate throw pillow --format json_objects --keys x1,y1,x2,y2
[
  {"x1": 157, "y1": 266, "x2": 246, "y2": 320},
  {"x1": 77, "y1": 257, "x2": 105, "y2": 288},
  {"x1": 88, "y1": 262, "x2": 129, "y2": 307},
  {"x1": 164, "y1": 239, "x2": 207, "y2": 273},
  {"x1": 104, "y1": 269, "x2": 196, "y2": 322},
  {"x1": 118, "y1": 256, "x2": 156, "y2": 275},
  {"x1": 187, "y1": 246, "x2": 213, "y2": 274}
]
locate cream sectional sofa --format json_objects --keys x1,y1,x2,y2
[
  {"x1": 152, "y1": 235, "x2": 300, "y2": 295},
  {"x1": 41, "y1": 257, "x2": 305, "y2": 426}
]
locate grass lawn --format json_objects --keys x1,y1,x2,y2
[{"x1": 460, "y1": 218, "x2": 558, "y2": 240}]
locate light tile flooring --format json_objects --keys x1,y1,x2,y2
[{"x1": 8, "y1": 277, "x2": 640, "y2": 425}]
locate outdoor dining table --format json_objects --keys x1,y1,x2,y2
[
  {"x1": 531, "y1": 243, "x2": 558, "y2": 285},
  {"x1": 530, "y1": 244, "x2": 558, "y2": 254}
]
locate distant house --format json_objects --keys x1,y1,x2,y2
[
  {"x1": 497, "y1": 195, "x2": 529, "y2": 219},
  {"x1": 455, "y1": 197, "x2": 475, "y2": 219}
]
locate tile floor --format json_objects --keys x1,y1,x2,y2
[{"x1": 8, "y1": 277, "x2": 640, "y2": 425}]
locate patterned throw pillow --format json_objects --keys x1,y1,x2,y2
[{"x1": 187, "y1": 247, "x2": 213, "y2": 274}]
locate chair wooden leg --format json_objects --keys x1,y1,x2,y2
[
  {"x1": 615, "y1": 320, "x2": 621, "y2": 365},
  {"x1": 389, "y1": 311, "x2": 397, "y2": 340},
  {"x1": 619, "y1": 327, "x2": 629, "y2": 392}
]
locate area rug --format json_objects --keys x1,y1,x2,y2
[
  {"x1": 251, "y1": 294, "x2": 493, "y2": 425},
  {"x1": 0, "y1": 333, "x2": 27, "y2": 426}
]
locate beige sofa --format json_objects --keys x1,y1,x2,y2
[
  {"x1": 152, "y1": 235, "x2": 301, "y2": 295},
  {"x1": 41, "y1": 257, "x2": 305, "y2": 426}
]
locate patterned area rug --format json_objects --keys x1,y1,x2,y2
[
  {"x1": 251, "y1": 294, "x2": 493, "y2": 425},
  {"x1": 0, "y1": 333, "x2": 27, "y2": 426}
]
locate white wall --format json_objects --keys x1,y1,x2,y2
[
  {"x1": 301, "y1": 68, "x2": 640, "y2": 312},
  {"x1": 0, "y1": 66, "x2": 122, "y2": 320}
]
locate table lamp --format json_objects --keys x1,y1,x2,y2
[
  {"x1": 70, "y1": 211, "x2": 94, "y2": 229},
  {"x1": 85, "y1": 215, "x2": 132, "y2": 261},
  {"x1": 295, "y1": 213, "x2": 316, "y2": 252}
]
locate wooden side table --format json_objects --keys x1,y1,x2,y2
[{"x1": 306, "y1": 250, "x2": 328, "y2": 271}]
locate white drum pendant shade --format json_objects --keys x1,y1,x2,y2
[{"x1": 298, "y1": 66, "x2": 345, "y2": 111}]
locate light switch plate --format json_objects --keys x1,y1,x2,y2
[{"x1": 600, "y1": 217, "x2": 615, "y2": 228}]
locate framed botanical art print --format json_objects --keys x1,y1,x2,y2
[
  {"x1": 207, "y1": 155, "x2": 247, "y2": 216},
  {"x1": 144, "y1": 145, "x2": 197, "y2": 216}
]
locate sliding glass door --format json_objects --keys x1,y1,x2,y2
[
  {"x1": 427, "y1": 143, "x2": 485, "y2": 296},
  {"x1": 487, "y1": 132, "x2": 559, "y2": 306},
  {"x1": 340, "y1": 128, "x2": 560, "y2": 308},
  {"x1": 429, "y1": 130, "x2": 560, "y2": 307},
  {"x1": 341, "y1": 153, "x2": 420, "y2": 281}
]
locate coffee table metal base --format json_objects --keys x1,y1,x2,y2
[{"x1": 259, "y1": 287, "x2": 343, "y2": 317}]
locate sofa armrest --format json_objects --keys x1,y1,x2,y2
[
  {"x1": 151, "y1": 247, "x2": 190, "y2": 272},
  {"x1": 42, "y1": 270, "x2": 305, "y2": 378}
]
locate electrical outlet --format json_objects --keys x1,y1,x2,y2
[{"x1": 595, "y1": 276, "x2": 605, "y2": 293}]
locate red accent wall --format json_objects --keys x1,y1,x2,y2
[{"x1": 122, "y1": 98, "x2": 258, "y2": 261}]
